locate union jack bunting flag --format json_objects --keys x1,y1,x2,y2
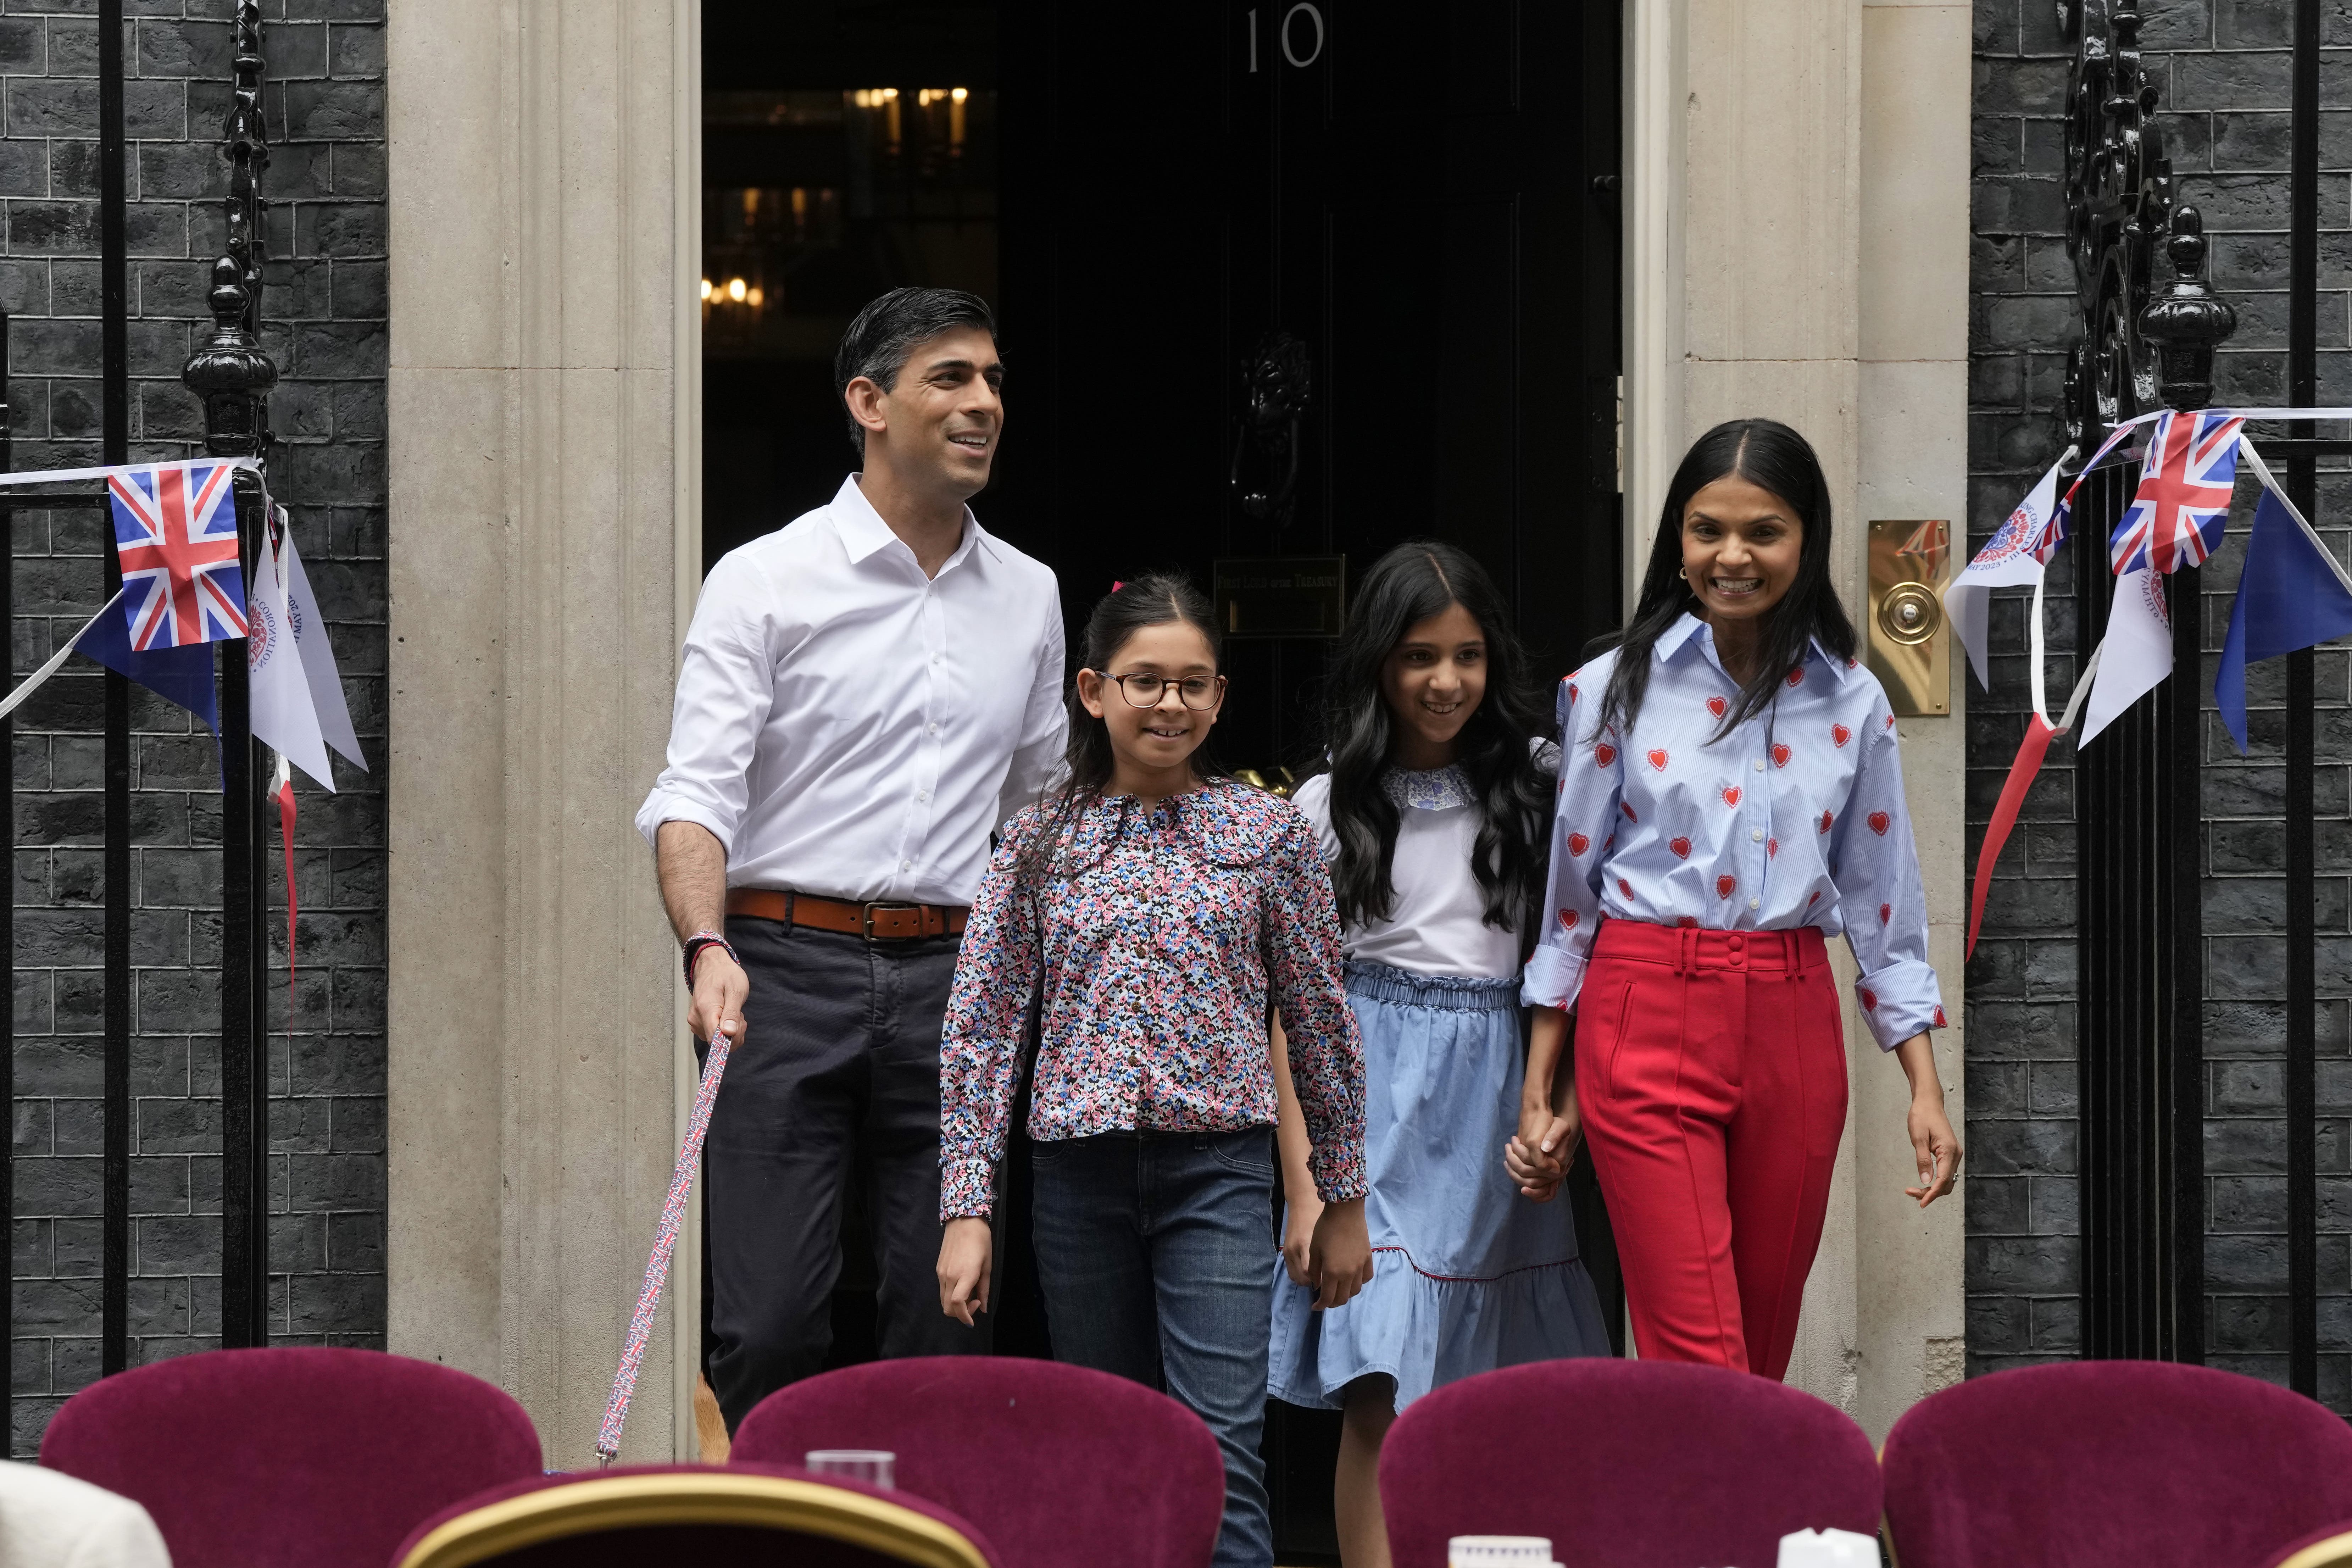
[
  {"x1": 2109, "y1": 410, "x2": 2247, "y2": 575},
  {"x1": 108, "y1": 461, "x2": 247, "y2": 650}
]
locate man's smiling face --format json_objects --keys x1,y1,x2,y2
[{"x1": 863, "y1": 325, "x2": 1005, "y2": 498}]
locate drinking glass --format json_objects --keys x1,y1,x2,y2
[{"x1": 804, "y1": 1449, "x2": 896, "y2": 1489}]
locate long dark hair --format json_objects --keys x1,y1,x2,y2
[
  {"x1": 1594, "y1": 418, "x2": 1857, "y2": 744},
  {"x1": 1018, "y1": 573, "x2": 1224, "y2": 881},
  {"x1": 1319, "y1": 542, "x2": 1552, "y2": 932}
]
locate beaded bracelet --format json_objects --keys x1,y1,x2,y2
[{"x1": 682, "y1": 930, "x2": 739, "y2": 987}]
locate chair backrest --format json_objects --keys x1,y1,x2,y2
[
  {"x1": 392, "y1": 1462, "x2": 1000, "y2": 1568},
  {"x1": 1881, "y1": 1361, "x2": 2352, "y2": 1568},
  {"x1": 1378, "y1": 1360, "x2": 1881, "y2": 1568},
  {"x1": 40, "y1": 1346, "x2": 543, "y2": 1568},
  {"x1": 730, "y1": 1356, "x2": 1224, "y2": 1568}
]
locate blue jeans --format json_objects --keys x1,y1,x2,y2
[{"x1": 1030, "y1": 1128, "x2": 1278, "y2": 1568}]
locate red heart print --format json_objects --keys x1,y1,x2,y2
[
  {"x1": 1716, "y1": 874, "x2": 1737, "y2": 899},
  {"x1": 1879, "y1": 902, "x2": 1892, "y2": 925},
  {"x1": 1819, "y1": 810, "x2": 1835, "y2": 834},
  {"x1": 1558, "y1": 909, "x2": 1579, "y2": 932},
  {"x1": 1676, "y1": 916, "x2": 1700, "y2": 929},
  {"x1": 1617, "y1": 877, "x2": 1635, "y2": 900},
  {"x1": 1722, "y1": 785, "x2": 1742, "y2": 808},
  {"x1": 1785, "y1": 667, "x2": 1805, "y2": 688},
  {"x1": 1707, "y1": 695, "x2": 1728, "y2": 719},
  {"x1": 1603, "y1": 834, "x2": 1616, "y2": 851},
  {"x1": 1595, "y1": 742, "x2": 1618, "y2": 768},
  {"x1": 1767, "y1": 837, "x2": 1779, "y2": 858},
  {"x1": 1772, "y1": 744, "x2": 1792, "y2": 768},
  {"x1": 1868, "y1": 811, "x2": 1892, "y2": 836},
  {"x1": 1831, "y1": 724, "x2": 1852, "y2": 748},
  {"x1": 1621, "y1": 801, "x2": 1639, "y2": 822},
  {"x1": 1670, "y1": 836, "x2": 1692, "y2": 859},
  {"x1": 1567, "y1": 832, "x2": 1591, "y2": 857},
  {"x1": 1557, "y1": 776, "x2": 1566, "y2": 796},
  {"x1": 1646, "y1": 748, "x2": 1669, "y2": 771},
  {"x1": 1933, "y1": 1006, "x2": 1948, "y2": 1029},
  {"x1": 1808, "y1": 891, "x2": 1820, "y2": 906},
  {"x1": 1885, "y1": 713, "x2": 1896, "y2": 730},
  {"x1": 1859, "y1": 987, "x2": 1879, "y2": 1012},
  {"x1": 1568, "y1": 682, "x2": 1580, "y2": 705},
  {"x1": 1568, "y1": 667, "x2": 1582, "y2": 682},
  {"x1": 1846, "y1": 657, "x2": 1858, "y2": 670}
]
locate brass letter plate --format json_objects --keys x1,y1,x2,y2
[
  {"x1": 1867, "y1": 520, "x2": 1951, "y2": 717},
  {"x1": 1212, "y1": 556, "x2": 1347, "y2": 639}
]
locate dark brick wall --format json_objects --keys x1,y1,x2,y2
[
  {"x1": 1970, "y1": 0, "x2": 2352, "y2": 1402},
  {"x1": 4, "y1": 0, "x2": 385, "y2": 1453}
]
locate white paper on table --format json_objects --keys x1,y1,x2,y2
[{"x1": 1777, "y1": 1526, "x2": 1880, "y2": 1568}]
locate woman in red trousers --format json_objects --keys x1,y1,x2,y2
[{"x1": 1506, "y1": 418, "x2": 1961, "y2": 1379}]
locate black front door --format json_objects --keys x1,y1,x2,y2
[{"x1": 997, "y1": 5, "x2": 1624, "y2": 1556}]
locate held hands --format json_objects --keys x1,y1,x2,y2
[
  {"x1": 936, "y1": 1217, "x2": 994, "y2": 1325},
  {"x1": 1505, "y1": 1092, "x2": 1581, "y2": 1203},
  {"x1": 689, "y1": 947, "x2": 749, "y2": 1050},
  {"x1": 1304, "y1": 1197, "x2": 1374, "y2": 1311}
]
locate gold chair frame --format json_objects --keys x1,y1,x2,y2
[
  {"x1": 2274, "y1": 1530, "x2": 2352, "y2": 1568},
  {"x1": 393, "y1": 1470, "x2": 994, "y2": 1568}
]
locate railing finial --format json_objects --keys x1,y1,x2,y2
[
  {"x1": 2138, "y1": 205, "x2": 2236, "y2": 414},
  {"x1": 180, "y1": 0, "x2": 275, "y2": 459}
]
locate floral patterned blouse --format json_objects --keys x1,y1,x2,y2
[{"x1": 938, "y1": 777, "x2": 1369, "y2": 1220}]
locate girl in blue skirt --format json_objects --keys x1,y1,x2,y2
[{"x1": 1269, "y1": 542, "x2": 1611, "y2": 1568}]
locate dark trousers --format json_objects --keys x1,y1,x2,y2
[
  {"x1": 704, "y1": 915, "x2": 989, "y2": 1432},
  {"x1": 1030, "y1": 1128, "x2": 1279, "y2": 1568}
]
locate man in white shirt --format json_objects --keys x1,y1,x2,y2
[{"x1": 636, "y1": 288, "x2": 1067, "y2": 1430}]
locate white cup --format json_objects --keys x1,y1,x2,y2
[
  {"x1": 804, "y1": 1449, "x2": 896, "y2": 1490},
  {"x1": 1447, "y1": 1536, "x2": 1553, "y2": 1568}
]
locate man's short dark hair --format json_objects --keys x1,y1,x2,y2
[{"x1": 834, "y1": 287, "x2": 999, "y2": 454}]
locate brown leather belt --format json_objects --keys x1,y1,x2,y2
[{"x1": 726, "y1": 888, "x2": 967, "y2": 940}]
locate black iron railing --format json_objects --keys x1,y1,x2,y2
[
  {"x1": 0, "y1": 0, "x2": 278, "y2": 1385},
  {"x1": 2059, "y1": 0, "x2": 2328, "y2": 1391}
]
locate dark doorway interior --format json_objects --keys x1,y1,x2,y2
[{"x1": 702, "y1": 4, "x2": 1623, "y2": 1558}]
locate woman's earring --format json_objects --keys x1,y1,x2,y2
[{"x1": 1677, "y1": 566, "x2": 1687, "y2": 580}]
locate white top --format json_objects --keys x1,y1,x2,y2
[
  {"x1": 635, "y1": 475, "x2": 1068, "y2": 906},
  {"x1": 0, "y1": 1462, "x2": 171, "y2": 1568},
  {"x1": 1291, "y1": 764, "x2": 1525, "y2": 980}
]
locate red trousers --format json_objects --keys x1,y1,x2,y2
[{"x1": 1573, "y1": 920, "x2": 1848, "y2": 1380}]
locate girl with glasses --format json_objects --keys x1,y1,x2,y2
[
  {"x1": 1267, "y1": 543, "x2": 1612, "y2": 1568},
  {"x1": 934, "y1": 574, "x2": 1369, "y2": 1568}
]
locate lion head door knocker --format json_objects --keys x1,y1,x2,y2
[{"x1": 1229, "y1": 331, "x2": 1315, "y2": 533}]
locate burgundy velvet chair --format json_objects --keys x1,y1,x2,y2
[
  {"x1": 391, "y1": 1462, "x2": 1000, "y2": 1568},
  {"x1": 1881, "y1": 1361, "x2": 2352, "y2": 1568},
  {"x1": 729, "y1": 1356, "x2": 1224, "y2": 1568},
  {"x1": 40, "y1": 1345, "x2": 541, "y2": 1568},
  {"x1": 1378, "y1": 1359, "x2": 1880, "y2": 1568}
]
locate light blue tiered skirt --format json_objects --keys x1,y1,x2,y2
[{"x1": 1269, "y1": 960, "x2": 1611, "y2": 1413}]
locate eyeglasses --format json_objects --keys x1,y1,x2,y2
[{"x1": 1098, "y1": 671, "x2": 1226, "y2": 710}]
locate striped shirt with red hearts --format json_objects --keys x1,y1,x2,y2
[{"x1": 1523, "y1": 613, "x2": 1945, "y2": 1051}]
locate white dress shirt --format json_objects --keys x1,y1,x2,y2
[
  {"x1": 1523, "y1": 615, "x2": 1944, "y2": 1050},
  {"x1": 635, "y1": 475, "x2": 1067, "y2": 906},
  {"x1": 1290, "y1": 765, "x2": 1529, "y2": 980}
]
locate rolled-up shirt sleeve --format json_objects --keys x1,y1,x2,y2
[
  {"x1": 996, "y1": 599, "x2": 1069, "y2": 828},
  {"x1": 1523, "y1": 671, "x2": 1619, "y2": 1011},
  {"x1": 634, "y1": 565, "x2": 775, "y2": 856},
  {"x1": 1830, "y1": 700, "x2": 1946, "y2": 1050}
]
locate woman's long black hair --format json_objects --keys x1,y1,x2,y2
[
  {"x1": 1318, "y1": 541, "x2": 1553, "y2": 933},
  {"x1": 1593, "y1": 418, "x2": 1858, "y2": 744},
  {"x1": 1017, "y1": 572, "x2": 1224, "y2": 882}
]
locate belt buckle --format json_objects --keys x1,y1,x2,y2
[{"x1": 862, "y1": 901, "x2": 917, "y2": 940}]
